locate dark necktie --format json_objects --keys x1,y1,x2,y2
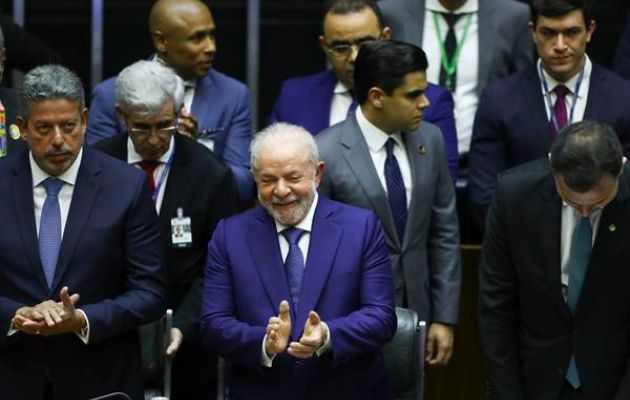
[
  {"x1": 346, "y1": 99, "x2": 358, "y2": 118},
  {"x1": 282, "y1": 228, "x2": 305, "y2": 309},
  {"x1": 439, "y1": 13, "x2": 463, "y2": 92},
  {"x1": 552, "y1": 85, "x2": 569, "y2": 136},
  {"x1": 384, "y1": 138, "x2": 408, "y2": 243},
  {"x1": 39, "y1": 178, "x2": 64, "y2": 288},
  {"x1": 565, "y1": 216, "x2": 592, "y2": 388},
  {"x1": 138, "y1": 160, "x2": 159, "y2": 193}
]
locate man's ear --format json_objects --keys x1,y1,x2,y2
[
  {"x1": 16, "y1": 116, "x2": 27, "y2": 141},
  {"x1": 114, "y1": 104, "x2": 126, "y2": 126},
  {"x1": 153, "y1": 30, "x2": 167, "y2": 53},
  {"x1": 382, "y1": 26, "x2": 392, "y2": 40},
  {"x1": 367, "y1": 87, "x2": 385, "y2": 109}
]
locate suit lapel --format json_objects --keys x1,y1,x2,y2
[
  {"x1": 191, "y1": 73, "x2": 213, "y2": 127},
  {"x1": 583, "y1": 64, "x2": 605, "y2": 122},
  {"x1": 294, "y1": 198, "x2": 341, "y2": 338},
  {"x1": 477, "y1": 0, "x2": 496, "y2": 93},
  {"x1": 159, "y1": 136, "x2": 187, "y2": 220},
  {"x1": 523, "y1": 68, "x2": 554, "y2": 148},
  {"x1": 245, "y1": 208, "x2": 292, "y2": 313},
  {"x1": 538, "y1": 174, "x2": 572, "y2": 322},
  {"x1": 12, "y1": 153, "x2": 49, "y2": 292},
  {"x1": 312, "y1": 70, "x2": 338, "y2": 134},
  {"x1": 340, "y1": 117, "x2": 398, "y2": 247},
  {"x1": 52, "y1": 147, "x2": 101, "y2": 292},
  {"x1": 401, "y1": 129, "x2": 425, "y2": 250},
  {"x1": 577, "y1": 175, "x2": 630, "y2": 316}
]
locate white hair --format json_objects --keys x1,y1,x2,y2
[{"x1": 250, "y1": 122, "x2": 320, "y2": 172}]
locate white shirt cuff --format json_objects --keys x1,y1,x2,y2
[
  {"x1": 74, "y1": 309, "x2": 90, "y2": 344},
  {"x1": 261, "y1": 335, "x2": 277, "y2": 367}
]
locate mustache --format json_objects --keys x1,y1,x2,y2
[{"x1": 272, "y1": 195, "x2": 298, "y2": 205}]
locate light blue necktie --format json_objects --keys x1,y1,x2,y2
[
  {"x1": 565, "y1": 216, "x2": 592, "y2": 388},
  {"x1": 384, "y1": 138, "x2": 408, "y2": 243},
  {"x1": 39, "y1": 178, "x2": 64, "y2": 288},
  {"x1": 282, "y1": 228, "x2": 305, "y2": 310}
]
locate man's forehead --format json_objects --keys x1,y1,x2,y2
[{"x1": 323, "y1": 9, "x2": 380, "y2": 37}]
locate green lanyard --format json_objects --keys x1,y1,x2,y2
[{"x1": 432, "y1": 11, "x2": 473, "y2": 91}]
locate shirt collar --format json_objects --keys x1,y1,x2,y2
[
  {"x1": 274, "y1": 192, "x2": 319, "y2": 234},
  {"x1": 127, "y1": 135, "x2": 175, "y2": 165},
  {"x1": 30, "y1": 147, "x2": 83, "y2": 188},
  {"x1": 333, "y1": 80, "x2": 352, "y2": 95},
  {"x1": 561, "y1": 199, "x2": 603, "y2": 223},
  {"x1": 539, "y1": 56, "x2": 592, "y2": 97},
  {"x1": 356, "y1": 107, "x2": 404, "y2": 153},
  {"x1": 426, "y1": 0, "x2": 479, "y2": 13}
]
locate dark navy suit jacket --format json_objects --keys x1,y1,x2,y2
[
  {"x1": 469, "y1": 63, "x2": 630, "y2": 230},
  {"x1": 269, "y1": 69, "x2": 459, "y2": 180},
  {"x1": 0, "y1": 146, "x2": 167, "y2": 400},
  {"x1": 86, "y1": 68, "x2": 254, "y2": 201},
  {"x1": 201, "y1": 195, "x2": 397, "y2": 400},
  {"x1": 613, "y1": 12, "x2": 630, "y2": 80}
]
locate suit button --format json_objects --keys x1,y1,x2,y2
[{"x1": 395, "y1": 286, "x2": 403, "y2": 294}]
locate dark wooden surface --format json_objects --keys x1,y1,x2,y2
[{"x1": 425, "y1": 245, "x2": 485, "y2": 400}]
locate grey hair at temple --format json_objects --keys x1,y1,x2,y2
[
  {"x1": 115, "y1": 60, "x2": 185, "y2": 116},
  {"x1": 250, "y1": 122, "x2": 320, "y2": 172},
  {"x1": 19, "y1": 64, "x2": 85, "y2": 120}
]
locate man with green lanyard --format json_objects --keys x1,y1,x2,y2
[{"x1": 379, "y1": 0, "x2": 533, "y2": 159}]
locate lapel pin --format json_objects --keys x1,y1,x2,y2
[
  {"x1": 9, "y1": 124, "x2": 20, "y2": 140},
  {"x1": 417, "y1": 145, "x2": 426, "y2": 154},
  {"x1": 609, "y1": 224, "x2": 616, "y2": 232}
]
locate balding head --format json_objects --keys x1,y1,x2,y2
[{"x1": 149, "y1": 0, "x2": 217, "y2": 80}]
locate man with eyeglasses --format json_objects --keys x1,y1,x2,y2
[
  {"x1": 87, "y1": 0, "x2": 254, "y2": 203},
  {"x1": 270, "y1": 0, "x2": 460, "y2": 181},
  {"x1": 479, "y1": 121, "x2": 630, "y2": 400},
  {"x1": 94, "y1": 60, "x2": 237, "y2": 400}
]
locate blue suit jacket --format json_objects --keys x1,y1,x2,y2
[
  {"x1": 201, "y1": 195, "x2": 397, "y2": 400},
  {"x1": 469, "y1": 63, "x2": 630, "y2": 230},
  {"x1": 0, "y1": 146, "x2": 167, "y2": 400},
  {"x1": 86, "y1": 68, "x2": 254, "y2": 201},
  {"x1": 269, "y1": 69, "x2": 459, "y2": 180}
]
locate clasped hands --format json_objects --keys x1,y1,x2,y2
[
  {"x1": 11, "y1": 286, "x2": 84, "y2": 336},
  {"x1": 265, "y1": 300, "x2": 328, "y2": 359}
]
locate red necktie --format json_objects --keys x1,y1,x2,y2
[
  {"x1": 552, "y1": 85, "x2": 569, "y2": 136},
  {"x1": 138, "y1": 160, "x2": 159, "y2": 193}
]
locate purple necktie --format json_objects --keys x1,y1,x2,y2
[
  {"x1": 553, "y1": 85, "x2": 569, "y2": 136},
  {"x1": 384, "y1": 138, "x2": 408, "y2": 243},
  {"x1": 282, "y1": 228, "x2": 305, "y2": 309},
  {"x1": 39, "y1": 178, "x2": 64, "y2": 288}
]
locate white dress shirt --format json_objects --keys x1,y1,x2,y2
[
  {"x1": 127, "y1": 135, "x2": 174, "y2": 214},
  {"x1": 423, "y1": 0, "x2": 479, "y2": 154},
  {"x1": 539, "y1": 56, "x2": 592, "y2": 126},
  {"x1": 25, "y1": 149, "x2": 90, "y2": 343},
  {"x1": 356, "y1": 107, "x2": 412, "y2": 207},
  {"x1": 560, "y1": 203, "x2": 601, "y2": 299},
  {"x1": 329, "y1": 81, "x2": 354, "y2": 127},
  {"x1": 261, "y1": 193, "x2": 332, "y2": 366}
]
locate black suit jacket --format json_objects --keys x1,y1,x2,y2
[
  {"x1": 479, "y1": 158, "x2": 630, "y2": 400},
  {"x1": 93, "y1": 133, "x2": 237, "y2": 338},
  {"x1": 469, "y1": 63, "x2": 630, "y2": 230}
]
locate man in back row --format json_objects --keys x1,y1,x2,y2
[
  {"x1": 271, "y1": 0, "x2": 460, "y2": 180},
  {"x1": 87, "y1": 0, "x2": 254, "y2": 201},
  {"x1": 469, "y1": 0, "x2": 630, "y2": 231}
]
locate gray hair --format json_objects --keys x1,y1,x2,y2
[
  {"x1": 115, "y1": 60, "x2": 184, "y2": 116},
  {"x1": 251, "y1": 123, "x2": 320, "y2": 172},
  {"x1": 19, "y1": 64, "x2": 85, "y2": 120}
]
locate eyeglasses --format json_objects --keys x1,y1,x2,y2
[
  {"x1": 129, "y1": 125, "x2": 177, "y2": 138},
  {"x1": 324, "y1": 37, "x2": 379, "y2": 59}
]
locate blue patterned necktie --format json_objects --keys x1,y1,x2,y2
[
  {"x1": 282, "y1": 228, "x2": 305, "y2": 309},
  {"x1": 384, "y1": 138, "x2": 408, "y2": 243},
  {"x1": 565, "y1": 216, "x2": 592, "y2": 388},
  {"x1": 39, "y1": 178, "x2": 64, "y2": 288}
]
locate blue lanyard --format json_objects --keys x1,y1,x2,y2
[
  {"x1": 152, "y1": 144, "x2": 175, "y2": 203},
  {"x1": 538, "y1": 61, "x2": 586, "y2": 133}
]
